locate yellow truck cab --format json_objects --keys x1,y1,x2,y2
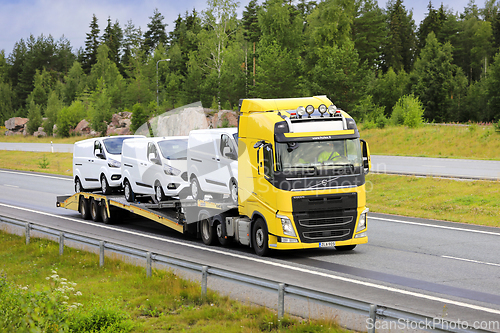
[{"x1": 237, "y1": 96, "x2": 371, "y2": 256}]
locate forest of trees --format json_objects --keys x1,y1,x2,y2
[{"x1": 1, "y1": 0, "x2": 500, "y2": 136}]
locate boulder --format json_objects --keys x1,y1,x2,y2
[
  {"x1": 5, "y1": 117, "x2": 28, "y2": 131},
  {"x1": 208, "y1": 110, "x2": 238, "y2": 128},
  {"x1": 72, "y1": 119, "x2": 90, "y2": 135},
  {"x1": 33, "y1": 127, "x2": 47, "y2": 137}
]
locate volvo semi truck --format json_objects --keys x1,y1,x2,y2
[{"x1": 58, "y1": 96, "x2": 371, "y2": 256}]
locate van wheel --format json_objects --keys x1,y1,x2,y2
[
  {"x1": 229, "y1": 179, "x2": 238, "y2": 205},
  {"x1": 154, "y1": 182, "x2": 166, "y2": 203},
  {"x1": 200, "y1": 218, "x2": 215, "y2": 245},
  {"x1": 191, "y1": 176, "x2": 204, "y2": 201},
  {"x1": 124, "y1": 179, "x2": 134, "y2": 202},
  {"x1": 252, "y1": 218, "x2": 270, "y2": 257},
  {"x1": 335, "y1": 245, "x2": 356, "y2": 251},
  {"x1": 101, "y1": 200, "x2": 113, "y2": 224},
  {"x1": 90, "y1": 198, "x2": 102, "y2": 222},
  {"x1": 101, "y1": 175, "x2": 111, "y2": 195},
  {"x1": 75, "y1": 178, "x2": 85, "y2": 193},
  {"x1": 216, "y1": 221, "x2": 229, "y2": 246},
  {"x1": 79, "y1": 195, "x2": 90, "y2": 220}
]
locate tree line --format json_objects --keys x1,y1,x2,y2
[{"x1": 1, "y1": 0, "x2": 500, "y2": 136}]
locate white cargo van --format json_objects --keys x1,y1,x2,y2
[
  {"x1": 187, "y1": 128, "x2": 238, "y2": 204},
  {"x1": 121, "y1": 137, "x2": 189, "y2": 203},
  {"x1": 73, "y1": 135, "x2": 145, "y2": 194}
]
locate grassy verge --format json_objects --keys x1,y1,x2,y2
[
  {"x1": 360, "y1": 124, "x2": 500, "y2": 160},
  {"x1": 367, "y1": 174, "x2": 500, "y2": 227},
  {"x1": 0, "y1": 151, "x2": 73, "y2": 176},
  {"x1": 0, "y1": 127, "x2": 83, "y2": 144},
  {"x1": 0, "y1": 231, "x2": 345, "y2": 332}
]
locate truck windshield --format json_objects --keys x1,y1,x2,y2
[
  {"x1": 158, "y1": 139, "x2": 188, "y2": 160},
  {"x1": 102, "y1": 137, "x2": 130, "y2": 155},
  {"x1": 275, "y1": 139, "x2": 362, "y2": 175}
]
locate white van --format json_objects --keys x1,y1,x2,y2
[
  {"x1": 121, "y1": 136, "x2": 189, "y2": 203},
  {"x1": 73, "y1": 135, "x2": 145, "y2": 194},
  {"x1": 187, "y1": 128, "x2": 238, "y2": 204}
]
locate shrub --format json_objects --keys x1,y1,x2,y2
[
  {"x1": 26, "y1": 100, "x2": 43, "y2": 135},
  {"x1": 56, "y1": 101, "x2": 87, "y2": 137},
  {"x1": 494, "y1": 119, "x2": 500, "y2": 133},
  {"x1": 352, "y1": 95, "x2": 388, "y2": 129},
  {"x1": 391, "y1": 94, "x2": 424, "y2": 128}
]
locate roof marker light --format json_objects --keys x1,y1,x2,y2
[
  {"x1": 296, "y1": 106, "x2": 306, "y2": 118},
  {"x1": 305, "y1": 105, "x2": 314, "y2": 118},
  {"x1": 318, "y1": 104, "x2": 327, "y2": 117}
]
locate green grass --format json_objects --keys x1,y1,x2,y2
[
  {"x1": 1, "y1": 126, "x2": 84, "y2": 144},
  {"x1": 0, "y1": 151, "x2": 73, "y2": 176},
  {"x1": 0, "y1": 231, "x2": 346, "y2": 332},
  {"x1": 360, "y1": 124, "x2": 500, "y2": 160},
  {"x1": 367, "y1": 174, "x2": 500, "y2": 227}
]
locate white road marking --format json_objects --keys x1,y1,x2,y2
[
  {"x1": 3, "y1": 184, "x2": 19, "y2": 188},
  {"x1": 1, "y1": 202, "x2": 500, "y2": 316},
  {"x1": 421, "y1": 165, "x2": 446, "y2": 168},
  {"x1": 370, "y1": 216, "x2": 500, "y2": 236},
  {"x1": 0, "y1": 169, "x2": 71, "y2": 181},
  {"x1": 442, "y1": 255, "x2": 500, "y2": 267}
]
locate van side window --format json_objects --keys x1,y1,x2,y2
[
  {"x1": 147, "y1": 143, "x2": 159, "y2": 162},
  {"x1": 220, "y1": 134, "x2": 237, "y2": 160},
  {"x1": 263, "y1": 144, "x2": 274, "y2": 179},
  {"x1": 94, "y1": 141, "x2": 104, "y2": 158}
]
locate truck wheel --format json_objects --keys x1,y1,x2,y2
[
  {"x1": 101, "y1": 200, "x2": 113, "y2": 224},
  {"x1": 79, "y1": 195, "x2": 91, "y2": 220},
  {"x1": 252, "y1": 218, "x2": 270, "y2": 257},
  {"x1": 90, "y1": 198, "x2": 102, "y2": 222},
  {"x1": 215, "y1": 221, "x2": 229, "y2": 246},
  {"x1": 101, "y1": 175, "x2": 111, "y2": 195},
  {"x1": 335, "y1": 245, "x2": 356, "y2": 251},
  {"x1": 200, "y1": 218, "x2": 216, "y2": 245},
  {"x1": 124, "y1": 179, "x2": 134, "y2": 202},
  {"x1": 154, "y1": 181, "x2": 166, "y2": 203},
  {"x1": 229, "y1": 179, "x2": 238, "y2": 205},
  {"x1": 75, "y1": 177, "x2": 85, "y2": 193},
  {"x1": 191, "y1": 176, "x2": 204, "y2": 200}
]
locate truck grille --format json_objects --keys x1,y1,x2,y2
[{"x1": 292, "y1": 193, "x2": 357, "y2": 243}]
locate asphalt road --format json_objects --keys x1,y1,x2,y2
[
  {"x1": 1, "y1": 169, "x2": 499, "y2": 331},
  {"x1": 2, "y1": 142, "x2": 499, "y2": 179}
]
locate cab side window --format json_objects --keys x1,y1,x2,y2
[
  {"x1": 147, "y1": 143, "x2": 160, "y2": 164},
  {"x1": 263, "y1": 144, "x2": 274, "y2": 179},
  {"x1": 94, "y1": 141, "x2": 104, "y2": 158},
  {"x1": 220, "y1": 134, "x2": 237, "y2": 160}
]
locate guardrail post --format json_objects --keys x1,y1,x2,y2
[
  {"x1": 201, "y1": 266, "x2": 208, "y2": 298},
  {"x1": 59, "y1": 232, "x2": 64, "y2": 255},
  {"x1": 368, "y1": 304, "x2": 377, "y2": 333},
  {"x1": 99, "y1": 241, "x2": 105, "y2": 267},
  {"x1": 146, "y1": 252, "x2": 152, "y2": 277},
  {"x1": 25, "y1": 223, "x2": 31, "y2": 245},
  {"x1": 278, "y1": 283, "x2": 285, "y2": 319}
]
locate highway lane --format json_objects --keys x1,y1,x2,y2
[
  {"x1": 372, "y1": 155, "x2": 500, "y2": 180},
  {"x1": 0, "y1": 142, "x2": 74, "y2": 153},
  {"x1": 1, "y1": 169, "x2": 500, "y2": 330}
]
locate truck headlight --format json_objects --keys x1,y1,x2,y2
[
  {"x1": 108, "y1": 159, "x2": 121, "y2": 168},
  {"x1": 277, "y1": 213, "x2": 296, "y2": 237},
  {"x1": 356, "y1": 208, "x2": 369, "y2": 232},
  {"x1": 164, "y1": 165, "x2": 181, "y2": 176}
]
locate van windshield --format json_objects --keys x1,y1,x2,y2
[
  {"x1": 158, "y1": 139, "x2": 188, "y2": 160},
  {"x1": 102, "y1": 137, "x2": 131, "y2": 155}
]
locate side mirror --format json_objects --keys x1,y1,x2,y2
[
  {"x1": 360, "y1": 139, "x2": 371, "y2": 174},
  {"x1": 96, "y1": 153, "x2": 105, "y2": 159},
  {"x1": 149, "y1": 153, "x2": 161, "y2": 165}
]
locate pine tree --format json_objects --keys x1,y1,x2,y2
[
  {"x1": 82, "y1": 14, "x2": 100, "y2": 74},
  {"x1": 143, "y1": 8, "x2": 168, "y2": 56},
  {"x1": 102, "y1": 17, "x2": 123, "y2": 73}
]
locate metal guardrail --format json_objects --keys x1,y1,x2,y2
[{"x1": 0, "y1": 214, "x2": 494, "y2": 333}]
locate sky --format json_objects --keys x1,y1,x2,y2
[{"x1": 0, "y1": 0, "x2": 472, "y2": 56}]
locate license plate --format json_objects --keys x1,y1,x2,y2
[{"x1": 319, "y1": 241, "x2": 336, "y2": 248}]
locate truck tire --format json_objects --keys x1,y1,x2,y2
[
  {"x1": 200, "y1": 218, "x2": 216, "y2": 245},
  {"x1": 252, "y1": 218, "x2": 270, "y2": 257},
  {"x1": 79, "y1": 195, "x2": 91, "y2": 220},
  {"x1": 75, "y1": 177, "x2": 84, "y2": 193},
  {"x1": 124, "y1": 179, "x2": 134, "y2": 202},
  {"x1": 191, "y1": 176, "x2": 204, "y2": 200},
  {"x1": 101, "y1": 200, "x2": 113, "y2": 224},
  {"x1": 101, "y1": 175, "x2": 111, "y2": 195},
  {"x1": 154, "y1": 181, "x2": 166, "y2": 203},
  {"x1": 335, "y1": 245, "x2": 356, "y2": 251},
  {"x1": 215, "y1": 221, "x2": 230, "y2": 246},
  {"x1": 90, "y1": 198, "x2": 102, "y2": 222}
]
